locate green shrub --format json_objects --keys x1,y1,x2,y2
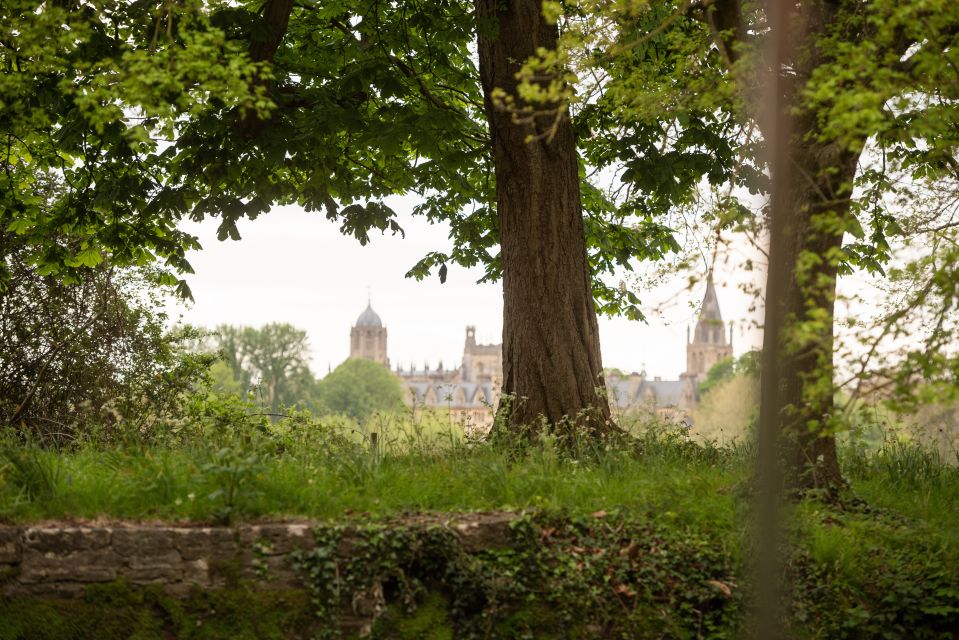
[{"x1": 0, "y1": 445, "x2": 60, "y2": 501}]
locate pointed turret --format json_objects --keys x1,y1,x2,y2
[
  {"x1": 692, "y1": 276, "x2": 726, "y2": 345},
  {"x1": 685, "y1": 274, "x2": 733, "y2": 379},
  {"x1": 699, "y1": 277, "x2": 723, "y2": 322}
]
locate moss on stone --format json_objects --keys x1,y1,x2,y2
[
  {"x1": 0, "y1": 581, "x2": 317, "y2": 640},
  {"x1": 0, "y1": 566, "x2": 19, "y2": 585},
  {"x1": 371, "y1": 592, "x2": 454, "y2": 640},
  {"x1": 489, "y1": 605, "x2": 567, "y2": 639}
]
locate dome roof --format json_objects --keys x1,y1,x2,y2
[{"x1": 355, "y1": 302, "x2": 383, "y2": 328}]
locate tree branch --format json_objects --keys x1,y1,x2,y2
[{"x1": 704, "y1": 0, "x2": 746, "y2": 67}]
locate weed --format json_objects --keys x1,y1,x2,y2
[
  {"x1": 0, "y1": 445, "x2": 60, "y2": 501},
  {"x1": 195, "y1": 446, "x2": 264, "y2": 524}
]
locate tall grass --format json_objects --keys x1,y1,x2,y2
[
  {"x1": 0, "y1": 414, "x2": 746, "y2": 532},
  {"x1": 0, "y1": 410, "x2": 956, "y2": 549},
  {"x1": 841, "y1": 431, "x2": 959, "y2": 538}
]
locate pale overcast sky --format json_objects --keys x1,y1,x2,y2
[{"x1": 170, "y1": 195, "x2": 766, "y2": 380}]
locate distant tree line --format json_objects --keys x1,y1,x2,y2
[
  {"x1": 0, "y1": 239, "x2": 407, "y2": 442},
  {"x1": 198, "y1": 323, "x2": 406, "y2": 422}
]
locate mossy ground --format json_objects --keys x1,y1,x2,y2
[
  {"x1": 0, "y1": 582, "x2": 317, "y2": 640},
  {"x1": 372, "y1": 593, "x2": 454, "y2": 640}
]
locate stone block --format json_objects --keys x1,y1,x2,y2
[
  {"x1": 0, "y1": 527, "x2": 21, "y2": 565},
  {"x1": 450, "y1": 513, "x2": 517, "y2": 552},
  {"x1": 19, "y1": 547, "x2": 120, "y2": 584},
  {"x1": 22, "y1": 527, "x2": 111, "y2": 554},
  {"x1": 122, "y1": 551, "x2": 184, "y2": 582},
  {"x1": 239, "y1": 523, "x2": 315, "y2": 556},
  {"x1": 112, "y1": 527, "x2": 173, "y2": 557},
  {"x1": 172, "y1": 527, "x2": 237, "y2": 561},
  {"x1": 181, "y1": 558, "x2": 211, "y2": 585}
]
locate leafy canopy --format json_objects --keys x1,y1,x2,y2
[
  {"x1": 315, "y1": 358, "x2": 406, "y2": 422},
  {"x1": 2, "y1": 0, "x2": 743, "y2": 319}
]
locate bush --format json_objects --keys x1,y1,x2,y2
[{"x1": 0, "y1": 232, "x2": 212, "y2": 444}]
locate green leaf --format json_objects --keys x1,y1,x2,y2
[
  {"x1": 65, "y1": 247, "x2": 104, "y2": 268},
  {"x1": 5, "y1": 218, "x2": 31, "y2": 234},
  {"x1": 847, "y1": 217, "x2": 866, "y2": 240}
]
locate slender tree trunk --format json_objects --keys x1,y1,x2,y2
[
  {"x1": 753, "y1": 2, "x2": 796, "y2": 633},
  {"x1": 749, "y1": 0, "x2": 867, "y2": 493},
  {"x1": 771, "y1": 109, "x2": 863, "y2": 491},
  {"x1": 475, "y1": 0, "x2": 613, "y2": 438}
]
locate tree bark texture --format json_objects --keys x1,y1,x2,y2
[
  {"x1": 475, "y1": 0, "x2": 613, "y2": 436},
  {"x1": 773, "y1": 118, "x2": 861, "y2": 490},
  {"x1": 248, "y1": 0, "x2": 295, "y2": 65}
]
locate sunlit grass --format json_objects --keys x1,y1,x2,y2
[{"x1": 1, "y1": 413, "x2": 956, "y2": 568}]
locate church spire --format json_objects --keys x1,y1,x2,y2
[
  {"x1": 698, "y1": 275, "x2": 723, "y2": 323},
  {"x1": 692, "y1": 275, "x2": 726, "y2": 345},
  {"x1": 685, "y1": 273, "x2": 734, "y2": 378}
]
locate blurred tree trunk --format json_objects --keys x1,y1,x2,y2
[{"x1": 714, "y1": 0, "x2": 863, "y2": 491}]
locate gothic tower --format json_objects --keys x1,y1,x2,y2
[
  {"x1": 461, "y1": 325, "x2": 503, "y2": 385},
  {"x1": 350, "y1": 300, "x2": 389, "y2": 367},
  {"x1": 679, "y1": 277, "x2": 733, "y2": 409},
  {"x1": 686, "y1": 277, "x2": 733, "y2": 377}
]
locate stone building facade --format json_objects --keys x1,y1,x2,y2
[
  {"x1": 606, "y1": 277, "x2": 734, "y2": 420},
  {"x1": 395, "y1": 326, "x2": 503, "y2": 429},
  {"x1": 347, "y1": 302, "x2": 503, "y2": 428},
  {"x1": 347, "y1": 279, "x2": 732, "y2": 427}
]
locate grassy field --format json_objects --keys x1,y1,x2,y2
[
  {"x1": 0, "y1": 413, "x2": 955, "y2": 531},
  {"x1": 1, "y1": 414, "x2": 957, "y2": 533},
  {"x1": 0, "y1": 419, "x2": 746, "y2": 529},
  {"x1": 1, "y1": 414, "x2": 959, "y2": 638}
]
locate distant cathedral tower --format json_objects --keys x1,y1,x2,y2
[
  {"x1": 686, "y1": 277, "x2": 733, "y2": 376},
  {"x1": 350, "y1": 300, "x2": 389, "y2": 367},
  {"x1": 680, "y1": 277, "x2": 734, "y2": 409}
]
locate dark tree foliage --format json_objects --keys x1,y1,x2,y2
[{"x1": 0, "y1": 232, "x2": 209, "y2": 444}]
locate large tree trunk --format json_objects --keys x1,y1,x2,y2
[
  {"x1": 238, "y1": 0, "x2": 295, "y2": 138},
  {"x1": 475, "y1": 0, "x2": 613, "y2": 438}
]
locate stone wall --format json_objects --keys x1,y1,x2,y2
[{"x1": 0, "y1": 513, "x2": 516, "y2": 600}]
